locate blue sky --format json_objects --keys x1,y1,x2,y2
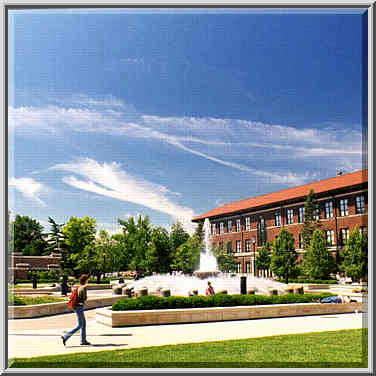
[{"x1": 8, "y1": 8, "x2": 367, "y2": 234}]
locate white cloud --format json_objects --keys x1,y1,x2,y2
[
  {"x1": 50, "y1": 158, "x2": 197, "y2": 234},
  {"x1": 9, "y1": 95, "x2": 364, "y2": 185},
  {"x1": 9, "y1": 177, "x2": 47, "y2": 206}
]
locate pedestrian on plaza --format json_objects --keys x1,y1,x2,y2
[
  {"x1": 61, "y1": 274, "x2": 91, "y2": 346},
  {"x1": 205, "y1": 281, "x2": 215, "y2": 296}
]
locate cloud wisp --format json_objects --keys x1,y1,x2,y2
[
  {"x1": 9, "y1": 177, "x2": 47, "y2": 206},
  {"x1": 50, "y1": 158, "x2": 197, "y2": 233},
  {"x1": 9, "y1": 95, "x2": 364, "y2": 185}
]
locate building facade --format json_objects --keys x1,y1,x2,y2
[{"x1": 192, "y1": 170, "x2": 368, "y2": 275}]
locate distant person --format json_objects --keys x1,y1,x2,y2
[
  {"x1": 206, "y1": 281, "x2": 215, "y2": 296},
  {"x1": 61, "y1": 274, "x2": 91, "y2": 346}
]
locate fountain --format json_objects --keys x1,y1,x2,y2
[
  {"x1": 122, "y1": 217, "x2": 287, "y2": 296},
  {"x1": 193, "y1": 218, "x2": 220, "y2": 279}
]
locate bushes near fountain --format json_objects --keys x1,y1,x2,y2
[{"x1": 112, "y1": 292, "x2": 335, "y2": 311}]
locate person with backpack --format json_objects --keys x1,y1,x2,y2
[{"x1": 61, "y1": 274, "x2": 91, "y2": 346}]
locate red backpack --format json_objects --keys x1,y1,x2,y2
[{"x1": 67, "y1": 287, "x2": 79, "y2": 310}]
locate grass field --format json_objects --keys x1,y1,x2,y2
[{"x1": 9, "y1": 329, "x2": 367, "y2": 368}]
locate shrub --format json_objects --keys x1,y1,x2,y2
[
  {"x1": 112, "y1": 292, "x2": 335, "y2": 311},
  {"x1": 280, "y1": 279, "x2": 337, "y2": 284}
]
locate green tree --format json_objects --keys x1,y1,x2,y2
[
  {"x1": 169, "y1": 222, "x2": 190, "y2": 271},
  {"x1": 302, "y1": 229, "x2": 337, "y2": 280},
  {"x1": 61, "y1": 216, "x2": 97, "y2": 276},
  {"x1": 76, "y1": 229, "x2": 115, "y2": 282},
  {"x1": 255, "y1": 241, "x2": 272, "y2": 277},
  {"x1": 118, "y1": 215, "x2": 152, "y2": 273},
  {"x1": 270, "y1": 228, "x2": 299, "y2": 283},
  {"x1": 144, "y1": 227, "x2": 171, "y2": 273},
  {"x1": 213, "y1": 243, "x2": 238, "y2": 273},
  {"x1": 171, "y1": 235, "x2": 201, "y2": 274},
  {"x1": 341, "y1": 227, "x2": 368, "y2": 282},
  {"x1": 45, "y1": 217, "x2": 65, "y2": 254},
  {"x1": 10, "y1": 215, "x2": 47, "y2": 256},
  {"x1": 301, "y1": 189, "x2": 321, "y2": 251}
]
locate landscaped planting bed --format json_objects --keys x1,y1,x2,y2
[{"x1": 112, "y1": 292, "x2": 335, "y2": 311}]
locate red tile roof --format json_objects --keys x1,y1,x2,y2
[{"x1": 192, "y1": 169, "x2": 368, "y2": 222}]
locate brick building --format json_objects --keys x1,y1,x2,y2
[
  {"x1": 192, "y1": 169, "x2": 368, "y2": 275},
  {"x1": 9, "y1": 253, "x2": 62, "y2": 281}
]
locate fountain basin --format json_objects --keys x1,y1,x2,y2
[{"x1": 193, "y1": 271, "x2": 221, "y2": 279}]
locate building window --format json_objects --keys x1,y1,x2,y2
[
  {"x1": 326, "y1": 230, "x2": 334, "y2": 246},
  {"x1": 286, "y1": 208, "x2": 294, "y2": 225},
  {"x1": 245, "y1": 239, "x2": 251, "y2": 252},
  {"x1": 275, "y1": 212, "x2": 281, "y2": 226},
  {"x1": 236, "y1": 240, "x2": 242, "y2": 253},
  {"x1": 298, "y1": 234, "x2": 303, "y2": 249},
  {"x1": 359, "y1": 227, "x2": 367, "y2": 237},
  {"x1": 219, "y1": 222, "x2": 224, "y2": 234},
  {"x1": 257, "y1": 216, "x2": 267, "y2": 247},
  {"x1": 340, "y1": 228, "x2": 349, "y2": 246},
  {"x1": 313, "y1": 206, "x2": 320, "y2": 221},
  {"x1": 227, "y1": 220, "x2": 232, "y2": 233},
  {"x1": 325, "y1": 201, "x2": 333, "y2": 219},
  {"x1": 340, "y1": 199, "x2": 348, "y2": 216},
  {"x1": 298, "y1": 207, "x2": 305, "y2": 223},
  {"x1": 211, "y1": 223, "x2": 216, "y2": 236},
  {"x1": 245, "y1": 217, "x2": 251, "y2": 231},
  {"x1": 236, "y1": 219, "x2": 241, "y2": 232},
  {"x1": 355, "y1": 195, "x2": 366, "y2": 214},
  {"x1": 236, "y1": 262, "x2": 241, "y2": 273},
  {"x1": 245, "y1": 262, "x2": 251, "y2": 273}
]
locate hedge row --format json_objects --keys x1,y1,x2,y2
[
  {"x1": 112, "y1": 292, "x2": 335, "y2": 311},
  {"x1": 281, "y1": 279, "x2": 338, "y2": 284}
]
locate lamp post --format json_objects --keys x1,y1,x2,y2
[{"x1": 252, "y1": 237, "x2": 256, "y2": 277}]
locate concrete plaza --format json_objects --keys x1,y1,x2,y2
[{"x1": 8, "y1": 308, "x2": 365, "y2": 360}]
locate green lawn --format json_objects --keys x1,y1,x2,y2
[
  {"x1": 11, "y1": 283, "x2": 55, "y2": 289},
  {"x1": 9, "y1": 329, "x2": 367, "y2": 368},
  {"x1": 8, "y1": 295, "x2": 66, "y2": 306}
]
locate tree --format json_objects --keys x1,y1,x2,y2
[
  {"x1": 213, "y1": 243, "x2": 238, "y2": 273},
  {"x1": 45, "y1": 217, "x2": 65, "y2": 254},
  {"x1": 302, "y1": 229, "x2": 337, "y2": 280},
  {"x1": 76, "y1": 229, "x2": 115, "y2": 282},
  {"x1": 171, "y1": 235, "x2": 201, "y2": 274},
  {"x1": 341, "y1": 227, "x2": 368, "y2": 282},
  {"x1": 169, "y1": 222, "x2": 190, "y2": 271},
  {"x1": 270, "y1": 228, "x2": 299, "y2": 283},
  {"x1": 255, "y1": 242, "x2": 272, "y2": 277},
  {"x1": 118, "y1": 215, "x2": 152, "y2": 273},
  {"x1": 144, "y1": 227, "x2": 171, "y2": 273},
  {"x1": 10, "y1": 215, "x2": 47, "y2": 256},
  {"x1": 61, "y1": 216, "x2": 97, "y2": 276},
  {"x1": 301, "y1": 189, "x2": 321, "y2": 251}
]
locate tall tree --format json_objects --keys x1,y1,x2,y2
[
  {"x1": 270, "y1": 228, "x2": 299, "y2": 283},
  {"x1": 255, "y1": 241, "x2": 272, "y2": 277},
  {"x1": 61, "y1": 216, "x2": 97, "y2": 276},
  {"x1": 118, "y1": 215, "x2": 152, "y2": 273},
  {"x1": 301, "y1": 189, "x2": 321, "y2": 251},
  {"x1": 10, "y1": 215, "x2": 47, "y2": 256},
  {"x1": 302, "y1": 229, "x2": 337, "y2": 280},
  {"x1": 144, "y1": 227, "x2": 171, "y2": 273},
  {"x1": 341, "y1": 227, "x2": 368, "y2": 282},
  {"x1": 45, "y1": 217, "x2": 65, "y2": 254},
  {"x1": 169, "y1": 222, "x2": 190, "y2": 271}
]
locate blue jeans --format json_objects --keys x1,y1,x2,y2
[{"x1": 63, "y1": 305, "x2": 86, "y2": 343}]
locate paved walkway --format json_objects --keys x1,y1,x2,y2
[{"x1": 8, "y1": 309, "x2": 366, "y2": 359}]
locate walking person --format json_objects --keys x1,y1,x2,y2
[
  {"x1": 205, "y1": 281, "x2": 215, "y2": 296},
  {"x1": 61, "y1": 274, "x2": 91, "y2": 346}
]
